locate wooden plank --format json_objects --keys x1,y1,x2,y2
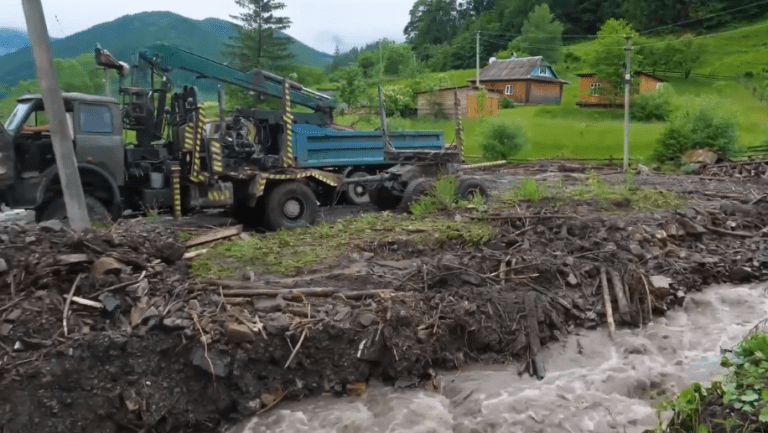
[
  {"x1": 524, "y1": 291, "x2": 545, "y2": 380},
  {"x1": 608, "y1": 268, "x2": 630, "y2": 321},
  {"x1": 185, "y1": 225, "x2": 243, "y2": 248},
  {"x1": 601, "y1": 267, "x2": 616, "y2": 339}
]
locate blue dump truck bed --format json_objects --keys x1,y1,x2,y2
[{"x1": 292, "y1": 124, "x2": 445, "y2": 169}]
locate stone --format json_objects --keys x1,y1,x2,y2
[
  {"x1": 636, "y1": 164, "x2": 650, "y2": 176},
  {"x1": 650, "y1": 275, "x2": 673, "y2": 290},
  {"x1": 0, "y1": 258, "x2": 7, "y2": 273},
  {"x1": 730, "y1": 266, "x2": 755, "y2": 283},
  {"x1": 358, "y1": 313, "x2": 376, "y2": 327},
  {"x1": 4, "y1": 309, "x2": 21, "y2": 322},
  {"x1": 192, "y1": 346, "x2": 231, "y2": 377},
  {"x1": 224, "y1": 323, "x2": 255, "y2": 344},
  {"x1": 486, "y1": 241, "x2": 506, "y2": 252},
  {"x1": 91, "y1": 257, "x2": 125, "y2": 277},
  {"x1": 566, "y1": 273, "x2": 578, "y2": 286},
  {"x1": 126, "y1": 279, "x2": 150, "y2": 298},
  {"x1": 677, "y1": 218, "x2": 707, "y2": 236},
  {"x1": 682, "y1": 149, "x2": 718, "y2": 165},
  {"x1": 0, "y1": 323, "x2": 12, "y2": 336},
  {"x1": 39, "y1": 220, "x2": 64, "y2": 232},
  {"x1": 162, "y1": 318, "x2": 192, "y2": 329},
  {"x1": 24, "y1": 236, "x2": 36, "y2": 244},
  {"x1": 628, "y1": 242, "x2": 646, "y2": 260},
  {"x1": 100, "y1": 293, "x2": 121, "y2": 315}
]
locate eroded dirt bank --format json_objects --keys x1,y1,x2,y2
[{"x1": 2, "y1": 167, "x2": 768, "y2": 432}]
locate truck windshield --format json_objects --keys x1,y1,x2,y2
[{"x1": 3, "y1": 101, "x2": 34, "y2": 136}]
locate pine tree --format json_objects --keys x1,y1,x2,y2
[{"x1": 228, "y1": 0, "x2": 294, "y2": 73}]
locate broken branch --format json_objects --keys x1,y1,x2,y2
[
  {"x1": 63, "y1": 274, "x2": 83, "y2": 337},
  {"x1": 600, "y1": 267, "x2": 615, "y2": 340}
]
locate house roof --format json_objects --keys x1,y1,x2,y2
[
  {"x1": 468, "y1": 56, "x2": 568, "y2": 84},
  {"x1": 576, "y1": 72, "x2": 668, "y2": 82}
]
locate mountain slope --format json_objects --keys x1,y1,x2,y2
[
  {"x1": 0, "y1": 11, "x2": 332, "y2": 89},
  {"x1": 0, "y1": 28, "x2": 28, "y2": 56}
]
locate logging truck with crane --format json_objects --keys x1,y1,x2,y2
[{"x1": 0, "y1": 43, "x2": 490, "y2": 230}]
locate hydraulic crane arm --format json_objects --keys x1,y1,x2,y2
[{"x1": 136, "y1": 43, "x2": 337, "y2": 118}]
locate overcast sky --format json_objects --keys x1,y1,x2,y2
[{"x1": 2, "y1": 0, "x2": 414, "y2": 54}]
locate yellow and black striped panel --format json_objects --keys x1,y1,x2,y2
[
  {"x1": 207, "y1": 190, "x2": 231, "y2": 202},
  {"x1": 210, "y1": 139, "x2": 223, "y2": 174},
  {"x1": 465, "y1": 160, "x2": 507, "y2": 169},
  {"x1": 183, "y1": 122, "x2": 195, "y2": 151},
  {"x1": 282, "y1": 81, "x2": 295, "y2": 167},
  {"x1": 171, "y1": 165, "x2": 182, "y2": 219}
]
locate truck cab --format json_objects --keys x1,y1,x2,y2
[{"x1": 0, "y1": 93, "x2": 125, "y2": 220}]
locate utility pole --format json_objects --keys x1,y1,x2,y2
[
  {"x1": 623, "y1": 35, "x2": 633, "y2": 172},
  {"x1": 476, "y1": 31, "x2": 480, "y2": 88},
  {"x1": 22, "y1": 0, "x2": 90, "y2": 230}
]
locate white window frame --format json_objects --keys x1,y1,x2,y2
[
  {"x1": 656, "y1": 82, "x2": 665, "y2": 90},
  {"x1": 589, "y1": 82, "x2": 601, "y2": 96},
  {"x1": 505, "y1": 84, "x2": 513, "y2": 95}
]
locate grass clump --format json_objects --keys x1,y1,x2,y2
[
  {"x1": 190, "y1": 212, "x2": 496, "y2": 278},
  {"x1": 497, "y1": 172, "x2": 687, "y2": 212}
]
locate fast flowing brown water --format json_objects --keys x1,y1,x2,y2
[{"x1": 229, "y1": 282, "x2": 768, "y2": 433}]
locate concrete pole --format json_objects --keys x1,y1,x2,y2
[
  {"x1": 476, "y1": 32, "x2": 480, "y2": 88},
  {"x1": 22, "y1": 0, "x2": 90, "y2": 229},
  {"x1": 623, "y1": 36, "x2": 633, "y2": 172}
]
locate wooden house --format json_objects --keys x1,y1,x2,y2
[
  {"x1": 415, "y1": 85, "x2": 501, "y2": 119},
  {"x1": 576, "y1": 72, "x2": 668, "y2": 107},
  {"x1": 467, "y1": 56, "x2": 568, "y2": 105}
]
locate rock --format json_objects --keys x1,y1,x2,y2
[
  {"x1": 122, "y1": 390, "x2": 142, "y2": 412},
  {"x1": 39, "y1": 220, "x2": 64, "y2": 232},
  {"x1": 57, "y1": 254, "x2": 90, "y2": 265},
  {"x1": 8, "y1": 226, "x2": 20, "y2": 238},
  {"x1": 650, "y1": 275, "x2": 673, "y2": 290},
  {"x1": 486, "y1": 241, "x2": 506, "y2": 252},
  {"x1": 677, "y1": 218, "x2": 707, "y2": 236},
  {"x1": 4, "y1": 309, "x2": 21, "y2": 322},
  {"x1": 126, "y1": 279, "x2": 150, "y2": 298},
  {"x1": 566, "y1": 273, "x2": 579, "y2": 286},
  {"x1": 100, "y1": 293, "x2": 121, "y2": 315},
  {"x1": 0, "y1": 258, "x2": 7, "y2": 273},
  {"x1": 162, "y1": 318, "x2": 192, "y2": 329},
  {"x1": 155, "y1": 240, "x2": 186, "y2": 264},
  {"x1": 333, "y1": 305, "x2": 352, "y2": 321},
  {"x1": 260, "y1": 393, "x2": 277, "y2": 407},
  {"x1": 628, "y1": 242, "x2": 646, "y2": 260},
  {"x1": 682, "y1": 149, "x2": 718, "y2": 165},
  {"x1": 0, "y1": 323, "x2": 12, "y2": 336},
  {"x1": 358, "y1": 313, "x2": 376, "y2": 327},
  {"x1": 224, "y1": 323, "x2": 255, "y2": 344},
  {"x1": 460, "y1": 272, "x2": 482, "y2": 286},
  {"x1": 730, "y1": 266, "x2": 755, "y2": 283},
  {"x1": 636, "y1": 164, "x2": 650, "y2": 176},
  {"x1": 24, "y1": 236, "x2": 36, "y2": 244},
  {"x1": 192, "y1": 346, "x2": 231, "y2": 377},
  {"x1": 91, "y1": 257, "x2": 125, "y2": 277}
]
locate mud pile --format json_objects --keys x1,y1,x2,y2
[{"x1": 2, "y1": 187, "x2": 768, "y2": 432}]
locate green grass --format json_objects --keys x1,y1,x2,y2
[
  {"x1": 496, "y1": 172, "x2": 687, "y2": 212},
  {"x1": 190, "y1": 212, "x2": 496, "y2": 278}
]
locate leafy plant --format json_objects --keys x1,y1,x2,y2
[
  {"x1": 652, "y1": 98, "x2": 740, "y2": 163},
  {"x1": 480, "y1": 122, "x2": 527, "y2": 161},
  {"x1": 382, "y1": 85, "x2": 416, "y2": 117},
  {"x1": 632, "y1": 85, "x2": 677, "y2": 122},
  {"x1": 500, "y1": 98, "x2": 516, "y2": 109},
  {"x1": 721, "y1": 332, "x2": 768, "y2": 420}
]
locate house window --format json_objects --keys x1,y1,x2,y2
[
  {"x1": 505, "y1": 85, "x2": 513, "y2": 95},
  {"x1": 589, "y1": 82, "x2": 601, "y2": 96},
  {"x1": 656, "y1": 82, "x2": 665, "y2": 90}
]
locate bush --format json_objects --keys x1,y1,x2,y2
[
  {"x1": 382, "y1": 85, "x2": 415, "y2": 118},
  {"x1": 652, "y1": 99, "x2": 739, "y2": 163},
  {"x1": 480, "y1": 123, "x2": 527, "y2": 161},
  {"x1": 500, "y1": 98, "x2": 516, "y2": 109},
  {"x1": 631, "y1": 86, "x2": 676, "y2": 122}
]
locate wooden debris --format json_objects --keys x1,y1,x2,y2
[
  {"x1": 524, "y1": 292, "x2": 545, "y2": 380},
  {"x1": 608, "y1": 269, "x2": 630, "y2": 323},
  {"x1": 600, "y1": 267, "x2": 615, "y2": 340},
  {"x1": 63, "y1": 274, "x2": 83, "y2": 337},
  {"x1": 185, "y1": 225, "x2": 243, "y2": 248}
]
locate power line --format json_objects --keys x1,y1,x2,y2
[{"x1": 640, "y1": 0, "x2": 768, "y2": 34}]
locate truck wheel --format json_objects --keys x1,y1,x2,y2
[
  {"x1": 264, "y1": 182, "x2": 319, "y2": 231},
  {"x1": 396, "y1": 178, "x2": 435, "y2": 213},
  {"x1": 345, "y1": 171, "x2": 371, "y2": 205},
  {"x1": 457, "y1": 177, "x2": 490, "y2": 201},
  {"x1": 368, "y1": 188, "x2": 402, "y2": 211},
  {"x1": 39, "y1": 195, "x2": 110, "y2": 224}
]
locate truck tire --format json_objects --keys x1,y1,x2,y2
[
  {"x1": 39, "y1": 195, "x2": 110, "y2": 224},
  {"x1": 345, "y1": 171, "x2": 371, "y2": 205},
  {"x1": 396, "y1": 178, "x2": 435, "y2": 213},
  {"x1": 457, "y1": 177, "x2": 490, "y2": 201},
  {"x1": 368, "y1": 188, "x2": 402, "y2": 211},
  {"x1": 264, "y1": 181, "x2": 319, "y2": 231}
]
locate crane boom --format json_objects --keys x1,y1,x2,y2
[{"x1": 136, "y1": 43, "x2": 336, "y2": 119}]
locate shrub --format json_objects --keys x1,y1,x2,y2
[
  {"x1": 652, "y1": 98, "x2": 739, "y2": 163},
  {"x1": 500, "y1": 98, "x2": 516, "y2": 109},
  {"x1": 382, "y1": 85, "x2": 415, "y2": 118},
  {"x1": 480, "y1": 123, "x2": 527, "y2": 161},
  {"x1": 631, "y1": 86, "x2": 676, "y2": 122}
]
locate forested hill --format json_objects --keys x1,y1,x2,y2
[
  {"x1": 403, "y1": 0, "x2": 768, "y2": 70},
  {"x1": 0, "y1": 11, "x2": 333, "y2": 89}
]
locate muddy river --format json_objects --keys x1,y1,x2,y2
[{"x1": 227, "y1": 282, "x2": 768, "y2": 433}]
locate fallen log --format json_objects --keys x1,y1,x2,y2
[
  {"x1": 706, "y1": 225, "x2": 755, "y2": 238},
  {"x1": 524, "y1": 292, "x2": 545, "y2": 380},
  {"x1": 220, "y1": 287, "x2": 392, "y2": 299},
  {"x1": 608, "y1": 268, "x2": 630, "y2": 323},
  {"x1": 600, "y1": 267, "x2": 615, "y2": 340}
]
